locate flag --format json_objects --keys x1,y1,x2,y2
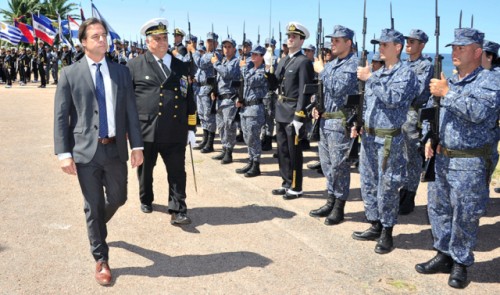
[
  {"x1": 15, "y1": 21, "x2": 35, "y2": 44},
  {"x1": 91, "y1": 3, "x2": 120, "y2": 51},
  {"x1": 61, "y1": 20, "x2": 69, "y2": 36},
  {"x1": 68, "y1": 16, "x2": 80, "y2": 45},
  {"x1": 0, "y1": 22, "x2": 23, "y2": 45},
  {"x1": 32, "y1": 14, "x2": 57, "y2": 45},
  {"x1": 60, "y1": 34, "x2": 73, "y2": 49},
  {"x1": 80, "y1": 7, "x2": 86, "y2": 21}
]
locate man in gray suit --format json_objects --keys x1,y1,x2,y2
[{"x1": 53, "y1": 18, "x2": 143, "y2": 286}]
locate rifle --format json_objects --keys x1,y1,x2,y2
[
  {"x1": 390, "y1": 2, "x2": 395, "y2": 29},
  {"x1": 304, "y1": 1, "x2": 324, "y2": 142},
  {"x1": 257, "y1": 26, "x2": 261, "y2": 45},
  {"x1": 209, "y1": 25, "x2": 218, "y2": 114},
  {"x1": 279, "y1": 22, "x2": 282, "y2": 57},
  {"x1": 345, "y1": 0, "x2": 368, "y2": 161},
  {"x1": 187, "y1": 13, "x2": 195, "y2": 78},
  {"x1": 418, "y1": 0, "x2": 442, "y2": 182}
]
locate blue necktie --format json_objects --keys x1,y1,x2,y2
[{"x1": 94, "y1": 63, "x2": 108, "y2": 138}]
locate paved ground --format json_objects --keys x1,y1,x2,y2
[{"x1": 0, "y1": 84, "x2": 499, "y2": 294}]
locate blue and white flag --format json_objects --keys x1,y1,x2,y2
[
  {"x1": 0, "y1": 22, "x2": 23, "y2": 45},
  {"x1": 91, "y1": 3, "x2": 120, "y2": 51}
]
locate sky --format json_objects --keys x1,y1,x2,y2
[{"x1": 1, "y1": 0, "x2": 499, "y2": 54}]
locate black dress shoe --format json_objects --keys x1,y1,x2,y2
[
  {"x1": 283, "y1": 190, "x2": 303, "y2": 200},
  {"x1": 448, "y1": 263, "x2": 467, "y2": 289},
  {"x1": 494, "y1": 187, "x2": 500, "y2": 193},
  {"x1": 171, "y1": 212, "x2": 192, "y2": 225},
  {"x1": 352, "y1": 221, "x2": 382, "y2": 241},
  {"x1": 141, "y1": 204, "x2": 153, "y2": 213},
  {"x1": 415, "y1": 252, "x2": 453, "y2": 274},
  {"x1": 272, "y1": 188, "x2": 287, "y2": 195}
]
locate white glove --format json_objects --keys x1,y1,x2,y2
[
  {"x1": 187, "y1": 130, "x2": 198, "y2": 148},
  {"x1": 292, "y1": 120, "x2": 303, "y2": 136}
]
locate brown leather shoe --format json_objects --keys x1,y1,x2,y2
[{"x1": 95, "y1": 261, "x2": 112, "y2": 286}]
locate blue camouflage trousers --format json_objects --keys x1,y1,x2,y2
[
  {"x1": 360, "y1": 133, "x2": 406, "y2": 227},
  {"x1": 241, "y1": 110, "x2": 265, "y2": 161},
  {"x1": 401, "y1": 109, "x2": 423, "y2": 192},
  {"x1": 261, "y1": 91, "x2": 277, "y2": 137},
  {"x1": 318, "y1": 126, "x2": 351, "y2": 200},
  {"x1": 216, "y1": 103, "x2": 238, "y2": 149},
  {"x1": 197, "y1": 88, "x2": 217, "y2": 133},
  {"x1": 427, "y1": 153, "x2": 490, "y2": 266}
]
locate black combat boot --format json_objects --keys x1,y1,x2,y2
[
  {"x1": 374, "y1": 227, "x2": 393, "y2": 254},
  {"x1": 221, "y1": 148, "x2": 233, "y2": 164},
  {"x1": 415, "y1": 251, "x2": 453, "y2": 274},
  {"x1": 236, "y1": 160, "x2": 253, "y2": 174},
  {"x1": 448, "y1": 262, "x2": 468, "y2": 289},
  {"x1": 212, "y1": 147, "x2": 226, "y2": 160},
  {"x1": 193, "y1": 129, "x2": 208, "y2": 150},
  {"x1": 309, "y1": 194, "x2": 335, "y2": 218},
  {"x1": 399, "y1": 190, "x2": 416, "y2": 215},
  {"x1": 262, "y1": 135, "x2": 272, "y2": 151},
  {"x1": 352, "y1": 221, "x2": 382, "y2": 241},
  {"x1": 324, "y1": 199, "x2": 346, "y2": 225},
  {"x1": 200, "y1": 131, "x2": 215, "y2": 153},
  {"x1": 244, "y1": 161, "x2": 260, "y2": 177}
]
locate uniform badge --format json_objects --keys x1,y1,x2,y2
[
  {"x1": 145, "y1": 76, "x2": 150, "y2": 80},
  {"x1": 180, "y1": 75, "x2": 188, "y2": 97}
]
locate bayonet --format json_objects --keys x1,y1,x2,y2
[
  {"x1": 459, "y1": 10, "x2": 462, "y2": 28},
  {"x1": 471, "y1": 14, "x2": 474, "y2": 28}
]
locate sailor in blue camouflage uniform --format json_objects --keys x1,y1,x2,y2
[
  {"x1": 351, "y1": 29, "x2": 418, "y2": 254},
  {"x1": 481, "y1": 40, "x2": 500, "y2": 190},
  {"x1": 399, "y1": 29, "x2": 434, "y2": 215},
  {"x1": 192, "y1": 32, "x2": 219, "y2": 153},
  {"x1": 415, "y1": 28, "x2": 500, "y2": 289},
  {"x1": 210, "y1": 37, "x2": 241, "y2": 164},
  {"x1": 235, "y1": 45, "x2": 269, "y2": 177},
  {"x1": 308, "y1": 25, "x2": 358, "y2": 225},
  {"x1": 261, "y1": 38, "x2": 279, "y2": 151}
]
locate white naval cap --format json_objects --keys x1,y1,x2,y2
[
  {"x1": 140, "y1": 18, "x2": 169, "y2": 36},
  {"x1": 173, "y1": 28, "x2": 186, "y2": 36},
  {"x1": 286, "y1": 21, "x2": 310, "y2": 39}
]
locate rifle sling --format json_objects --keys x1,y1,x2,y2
[{"x1": 364, "y1": 126, "x2": 402, "y2": 172}]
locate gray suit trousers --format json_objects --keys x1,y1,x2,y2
[{"x1": 76, "y1": 142, "x2": 127, "y2": 262}]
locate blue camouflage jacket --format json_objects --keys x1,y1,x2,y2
[
  {"x1": 439, "y1": 67, "x2": 500, "y2": 150},
  {"x1": 318, "y1": 52, "x2": 358, "y2": 131},
  {"x1": 364, "y1": 61, "x2": 418, "y2": 130}
]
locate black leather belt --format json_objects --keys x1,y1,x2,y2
[
  {"x1": 245, "y1": 99, "x2": 264, "y2": 106},
  {"x1": 98, "y1": 137, "x2": 116, "y2": 144}
]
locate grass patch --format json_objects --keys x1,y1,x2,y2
[{"x1": 386, "y1": 278, "x2": 417, "y2": 292}]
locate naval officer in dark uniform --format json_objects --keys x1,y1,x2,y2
[
  {"x1": 127, "y1": 18, "x2": 197, "y2": 224},
  {"x1": 270, "y1": 22, "x2": 314, "y2": 199}
]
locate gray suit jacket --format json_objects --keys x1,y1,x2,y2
[{"x1": 54, "y1": 56, "x2": 143, "y2": 164}]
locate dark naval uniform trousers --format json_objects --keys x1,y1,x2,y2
[
  {"x1": 273, "y1": 52, "x2": 314, "y2": 191},
  {"x1": 128, "y1": 51, "x2": 197, "y2": 213}
]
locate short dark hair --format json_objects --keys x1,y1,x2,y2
[{"x1": 78, "y1": 18, "x2": 108, "y2": 43}]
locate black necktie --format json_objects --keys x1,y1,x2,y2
[
  {"x1": 158, "y1": 58, "x2": 171, "y2": 78},
  {"x1": 94, "y1": 63, "x2": 108, "y2": 138},
  {"x1": 279, "y1": 55, "x2": 291, "y2": 79}
]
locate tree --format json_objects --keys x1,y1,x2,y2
[
  {"x1": 40, "y1": 0, "x2": 79, "y2": 20},
  {"x1": 0, "y1": 0, "x2": 42, "y2": 23}
]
